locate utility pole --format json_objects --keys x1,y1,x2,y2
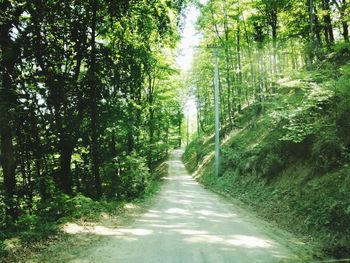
[
  {"x1": 186, "y1": 109, "x2": 189, "y2": 146},
  {"x1": 208, "y1": 44, "x2": 221, "y2": 177}
]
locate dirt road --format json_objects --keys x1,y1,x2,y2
[{"x1": 72, "y1": 149, "x2": 303, "y2": 262}]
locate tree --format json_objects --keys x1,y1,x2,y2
[
  {"x1": 0, "y1": 0, "x2": 24, "y2": 219},
  {"x1": 331, "y1": 0, "x2": 349, "y2": 42},
  {"x1": 0, "y1": 0, "x2": 186, "y2": 225}
]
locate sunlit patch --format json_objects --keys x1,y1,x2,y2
[
  {"x1": 182, "y1": 181, "x2": 197, "y2": 186},
  {"x1": 207, "y1": 220, "x2": 222, "y2": 224},
  {"x1": 184, "y1": 234, "x2": 273, "y2": 249},
  {"x1": 228, "y1": 235, "x2": 273, "y2": 248},
  {"x1": 165, "y1": 208, "x2": 190, "y2": 215},
  {"x1": 63, "y1": 223, "x2": 121, "y2": 236},
  {"x1": 63, "y1": 223, "x2": 86, "y2": 234},
  {"x1": 175, "y1": 199, "x2": 193, "y2": 205},
  {"x1": 124, "y1": 203, "x2": 138, "y2": 209},
  {"x1": 137, "y1": 219, "x2": 164, "y2": 224},
  {"x1": 100, "y1": 213, "x2": 109, "y2": 219},
  {"x1": 178, "y1": 194, "x2": 196, "y2": 199},
  {"x1": 63, "y1": 223, "x2": 153, "y2": 236},
  {"x1": 143, "y1": 213, "x2": 160, "y2": 218},
  {"x1": 4, "y1": 237, "x2": 20, "y2": 250},
  {"x1": 148, "y1": 223, "x2": 195, "y2": 229},
  {"x1": 185, "y1": 234, "x2": 222, "y2": 245},
  {"x1": 118, "y1": 228, "x2": 153, "y2": 236},
  {"x1": 195, "y1": 210, "x2": 234, "y2": 218},
  {"x1": 173, "y1": 229, "x2": 208, "y2": 235},
  {"x1": 93, "y1": 226, "x2": 124, "y2": 236},
  {"x1": 193, "y1": 152, "x2": 215, "y2": 179}
]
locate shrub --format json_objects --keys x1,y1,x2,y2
[
  {"x1": 260, "y1": 153, "x2": 284, "y2": 180},
  {"x1": 118, "y1": 153, "x2": 151, "y2": 199},
  {"x1": 312, "y1": 136, "x2": 344, "y2": 174},
  {"x1": 0, "y1": 240, "x2": 8, "y2": 258},
  {"x1": 39, "y1": 193, "x2": 72, "y2": 221},
  {"x1": 221, "y1": 143, "x2": 244, "y2": 172}
]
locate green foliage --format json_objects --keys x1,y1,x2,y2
[
  {"x1": 330, "y1": 42, "x2": 350, "y2": 64},
  {"x1": 184, "y1": 58, "x2": 350, "y2": 258},
  {"x1": 0, "y1": 0, "x2": 185, "y2": 235},
  {"x1": 0, "y1": 240, "x2": 8, "y2": 258},
  {"x1": 336, "y1": 66, "x2": 350, "y2": 146},
  {"x1": 280, "y1": 86, "x2": 333, "y2": 143},
  {"x1": 311, "y1": 133, "x2": 345, "y2": 174},
  {"x1": 117, "y1": 154, "x2": 151, "y2": 199},
  {"x1": 183, "y1": 135, "x2": 214, "y2": 173}
]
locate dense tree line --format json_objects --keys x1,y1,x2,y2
[
  {"x1": 186, "y1": 1, "x2": 350, "y2": 258},
  {"x1": 191, "y1": 0, "x2": 349, "y2": 132},
  {"x1": 0, "y1": 0, "x2": 186, "y2": 224}
]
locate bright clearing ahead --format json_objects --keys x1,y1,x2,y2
[
  {"x1": 177, "y1": 4, "x2": 203, "y2": 136},
  {"x1": 176, "y1": 5, "x2": 201, "y2": 72}
]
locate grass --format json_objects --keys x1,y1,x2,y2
[{"x1": 183, "y1": 72, "x2": 350, "y2": 259}]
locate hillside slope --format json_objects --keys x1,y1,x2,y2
[{"x1": 184, "y1": 56, "x2": 350, "y2": 259}]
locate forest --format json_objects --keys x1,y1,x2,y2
[
  {"x1": 0, "y1": 0, "x2": 186, "y2": 257},
  {"x1": 184, "y1": 0, "x2": 350, "y2": 259},
  {"x1": 1, "y1": 0, "x2": 350, "y2": 261},
  {"x1": 190, "y1": 0, "x2": 349, "y2": 130}
]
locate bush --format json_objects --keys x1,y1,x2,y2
[
  {"x1": 260, "y1": 153, "x2": 284, "y2": 179},
  {"x1": 183, "y1": 136, "x2": 210, "y2": 173},
  {"x1": 336, "y1": 64, "x2": 350, "y2": 145},
  {"x1": 0, "y1": 240, "x2": 8, "y2": 258},
  {"x1": 118, "y1": 153, "x2": 151, "y2": 199},
  {"x1": 102, "y1": 152, "x2": 152, "y2": 200},
  {"x1": 68, "y1": 194, "x2": 100, "y2": 219},
  {"x1": 333, "y1": 42, "x2": 350, "y2": 59},
  {"x1": 312, "y1": 135, "x2": 344, "y2": 174},
  {"x1": 221, "y1": 143, "x2": 244, "y2": 171},
  {"x1": 39, "y1": 193, "x2": 72, "y2": 221}
]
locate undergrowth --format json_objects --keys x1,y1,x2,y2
[
  {"x1": 184, "y1": 59, "x2": 350, "y2": 259},
  {"x1": 0, "y1": 160, "x2": 168, "y2": 262}
]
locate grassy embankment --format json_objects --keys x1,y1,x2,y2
[{"x1": 183, "y1": 45, "x2": 350, "y2": 259}]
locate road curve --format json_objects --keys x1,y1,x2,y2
[{"x1": 77, "y1": 149, "x2": 299, "y2": 263}]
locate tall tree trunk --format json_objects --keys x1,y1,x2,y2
[
  {"x1": 341, "y1": 0, "x2": 349, "y2": 41},
  {"x1": 0, "y1": 3, "x2": 18, "y2": 219},
  {"x1": 269, "y1": 9, "x2": 278, "y2": 94},
  {"x1": 333, "y1": 0, "x2": 349, "y2": 41},
  {"x1": 314, "y1": 5, "x2": 323, "y2": 46},
  {"x1": 322, "y1": 0, "x2": 335, "y2": 45},
  {"x1": 110, "y1": 133, "x2": 117, "y2": 158},
  {"x1": 222, "y1": 0, "x2": 233, "y2": 125},
  {"x1": 0, "y1": 124, "x2": 16, "y2": 218},
  {"x1": 58, "y1": 137, "x2": 73, "y2": 195},
  {"x1": 148, "y1": 72, "x2": 155, "y2": 170},
  {"x1": 89, "y1": 0, "x2": 102, "y2": 199},
  {"x1": 236, "y1": 22, "x2": 243, "y2": 111},
  {"x1": 342, "y1": 20, "x2": 349, "y2": 41},
  {"x1": 242, "y1": 15, "x2": 255, "y2": 105}
]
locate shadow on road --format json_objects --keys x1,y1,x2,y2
[{"x1": 62, "y1": 150, "x2": 306, "y2": 263}]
